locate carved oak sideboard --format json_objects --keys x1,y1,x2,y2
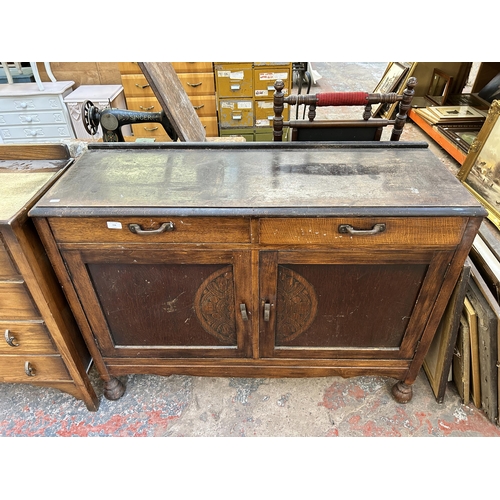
[{"x1": 29, "y1": 142, "x2": 486, "y2": 404}]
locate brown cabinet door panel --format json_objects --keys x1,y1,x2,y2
[
  {"x1": 63, "y1": 249, "x2": 252, "y2": 358},
  {"x1": 260, "y1": 250, "x2": 453, "y2": 359}
]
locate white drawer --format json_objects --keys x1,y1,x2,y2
[
  {"x1": 0, "y1": 110, "x2": 70, "y2": 126},
  {"x1": 0, "y1": 124, "x2": 73, "y2": 141},
  {"x1": 0, "y1": 95, "x2": 66, "y2": 112}
]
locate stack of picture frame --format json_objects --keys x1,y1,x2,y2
[{"x1": 424, "y1": 101, "x2": 500, "y2": 426}]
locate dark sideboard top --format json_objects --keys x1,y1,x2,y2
[{"x1": 29, "y1": 142, "x2": 486, "y2": 218}]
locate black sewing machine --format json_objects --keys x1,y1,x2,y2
[{"x1": 81, "y1": 100, "x2": 178, "y2": 142}]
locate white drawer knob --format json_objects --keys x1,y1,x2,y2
[{"x1": 20, "y1": 102, "x2": 27, "y2": 108}]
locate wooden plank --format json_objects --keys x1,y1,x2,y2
[
  {"x1": 464, "y1": 295, "x2": 481, "y2": 407},
  {"x1": 138, "y1": 62, "x2": 206, "y2": 142},
  {"x1": 0, "y1": 144, "x2": 70, "y2": 160},
  {"x1": 453, "y1": 315, "x2": 470, "y2": 404}
]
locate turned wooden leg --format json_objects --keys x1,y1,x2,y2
[
  {"x1": 103, "y1": 376, "x2": 126, "y2": 400},
  {"x1": 391, "y1": 380, "x2": 413, "y2": 403}
]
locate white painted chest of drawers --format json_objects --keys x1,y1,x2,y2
[{"x1": 0, "y1": 81, "x2": 75, "y2": 143}]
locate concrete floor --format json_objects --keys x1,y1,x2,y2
[{"x1": 1, "y1": 63, "x2": 499, "y2": 441}]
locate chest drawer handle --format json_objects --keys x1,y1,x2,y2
[
  {"x1": 25, "y1": 361, "x2": 35, "y2": 377},
  {"x1": 4, "y1": 329, "x2": 19, "y2": 347},
  {"x1": 187, "y1": 81, "x2": 202, "y2": 87},
  {"x1": 338, "y1": 223, "x2": 386, "y2": 235},
  {"x1": 193, "y1": 104, "x2": 205, "y2": 110},
  {"x1": 143, "y1": 126, "x2": 158, "y2": 131},
  {"x1": 140, "y1": 105, "x2": 155, "y2": 111},
  {"x1": 129, "y1": 222, "x2": 175, "y2": 235},
  {"x1": 135, "y1": 83, "x2": 150, "y2": 89}
]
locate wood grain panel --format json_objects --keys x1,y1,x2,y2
[
  {"x1": 48, "y1": 217, "x2": 251, "y2": 244},
  {"x1": 0, "y1": 321, "x2": 56, "y2": 354},
  {"x1": 0, "y1": 282, "x2": 40, "y2": 319},
  {"x1": 259, "y1": 217, "x2": 466, "y2": 247},
  {"x1": 0, "y1": 355, "x2": 70, "y2": 382}
]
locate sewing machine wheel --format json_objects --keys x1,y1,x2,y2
[{"x1": 82, "y1": 100, "x2": 100, "y2": 136}]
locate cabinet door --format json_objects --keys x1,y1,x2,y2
[
  {"x1": 259, "y1": 249, "x2": 454, "y2": 359},
  {"x1": 62, "y1": 248, "x2": 253, "y2": 358}
]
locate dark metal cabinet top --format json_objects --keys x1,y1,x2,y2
[{"x1": 29, "y1": 142, "x2": 486, "y2": 218}]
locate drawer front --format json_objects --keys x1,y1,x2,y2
[
  {"x1": 0, "y1": 240, "x2": 19, "y2": 279},
  {"x1": 130, "y1": 122, "x2": 168, "y2": 138},
  {"x1": 172, "y1": 62, "x2": 213, "y2": 73},
  {"x1": 215, "y1": 64, "x2": 253, "y2": 98},
  {"x1": 118, "y1": 62, "x2": 141, "y2": 74},
  {"x1": 189, "y1": 95, "x2": 216, "y2": 118},
  {"x1": 0, "y1": 95, "x2": 66, "y2": 112},
  {"x1": 254, "y1": 101, "x2": 289, "y2": 128},
  {"x1": 48, "y1": 217, "x2": 251, "y2": 244},
  {"x1": 200, "y1": 116, "x2": 218, "y2": 137},
  {"x1": 0, "y1": 321, "x2": 56, "y2": 354},
  {"x1": 254, "y1": 67, "x2": 290, "y2": 99},
  {"x1": 259, "y1": 217, "x2": 467, "y2": 247},
  {"x1": 0, "y1": 110, "x2": 70, "y2": 126},
  {"x1": 176, "y1": 73, "x2": 215, "y2": 96},
  {"x1": 0, "y1": 355, "x2": 70, "y2": 382},
  {"x1": 0, "y1": 124, "x2": 73, "y2": 141},
  {"x1": 126, "y1": 95, "x2": 216, "y2": 119},
  {"x1": 126, "y1": 96, "x2": 161, "y2": 113},
  {"x1": 219, "y1": 99, "x2": 253, "y2": 128},
  {"x1": 121, "y1": 74, "x2": 155, "y2": 97},
  {"x1": 0, "y1": 281, "x2": 40, "y2": 319}
]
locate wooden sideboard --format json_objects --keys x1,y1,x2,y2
[
  {"x1": 0, "y1": 144, "x2": 98, "y2": 410},
  {"x1": 29, "y1": 142, "x2": 486, "y2": 404}
]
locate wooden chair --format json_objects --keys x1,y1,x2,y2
[{"x1": 273, "y1": 76, "x2": 417, "y2": 142}]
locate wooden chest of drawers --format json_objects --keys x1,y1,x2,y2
[
  {"x1": 0, "y1": 82, "x2": 76, "y2": 143},
  {"x1": 29, "y1": 142, "x2": 486, "y2": 404},
  {"x1": 0, "y1": 144, "x2": 98, "y2": 410},
  {"x1": 118, "y1": 62, "x2": 218, "y2": 140}
]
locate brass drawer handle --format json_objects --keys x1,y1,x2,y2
[
  {"x1": 4, "y1": 329, "x2": 19, "y2": 347},
  {"x1": 187, "y1": 81, "x2": 202, "y2": 87},
  {"x1": 193, "y1": 104, "x2": 205, "y2": 110},
  {"x1": 128, "y1": 222, "x2": 175, "y2": 235},
  {"x1": 139, "y1": 105, "x2": 155, "y2": 110},
  {"x1": 338, "y1": 223, "x2": 386, "y2": 235},
  {"x1": 24, "y1": 361, "x2": 35, "y2": 377},
  {"x1": 264, "y1": 303, "x2": 271, "y2": 322},
  {"x1": 143, "y1": 126, "x2": 158, "y2": 131},
  {"x1": 240, "y1": 304, "x2": 249, "y2": 321},
  {"x1": 135, "y1": 83, "x2": 150, "y2": 89}
]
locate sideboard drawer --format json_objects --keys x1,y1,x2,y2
[
  {"x1": 0, "y1": 355, "x2": 70, "y2": 382},
  {"x1": 259, "y1": 217, "x2": 467, "y2": 247},
  {"x1": 1, "y1": 124, "x2": 74, "y2": 142},
  {"x1": 48, "y1": 217, "x2": 252, "y2": 244},
  {"x1": 0, "y1": 321, "x2": 57, "y2": 354},
  {"x1": 0, "y1": 282, "x2": 40, "y2": 319}
]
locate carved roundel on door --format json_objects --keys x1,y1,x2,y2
[
  {"x1": 194, "y1": 265, "x2": 237, "y2": 344},
  {"x1": 276, "y1": 266, "x2": 318, "y2": 343}
]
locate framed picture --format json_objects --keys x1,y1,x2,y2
[
  {"x1": 457, "y1": 100, "x2": 500, "y2": 230},
  {"x1": 436, "y1": 123, "x2": 482, "y2": 154},
  {"x1": 371, "y1": 62, "x2": 411, "y2": 117},
  {"x1": 426, "y1": 68, "x2": 453, "y2": 105}
]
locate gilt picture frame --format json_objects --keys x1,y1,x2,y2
[
  {"x1": 458, "y1": 100, "x2": 500, "y2": 230},
  {"x1": 371, "y1": 62, "x2": 411, "y2": 118}
]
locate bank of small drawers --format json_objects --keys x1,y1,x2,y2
[
  {"x1": 215, "y1": 62, "x2": 292, "y2": 141},
  {"x1": 0, "y1": 82, "x2": 75, "y2": 143},
  {"x1": 118, "y1": 63, "x2": 218, "y2": 139}
]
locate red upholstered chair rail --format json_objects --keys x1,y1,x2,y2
[{"x1": 316, "y1": 92, "x2": 369, "y2": 106}]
